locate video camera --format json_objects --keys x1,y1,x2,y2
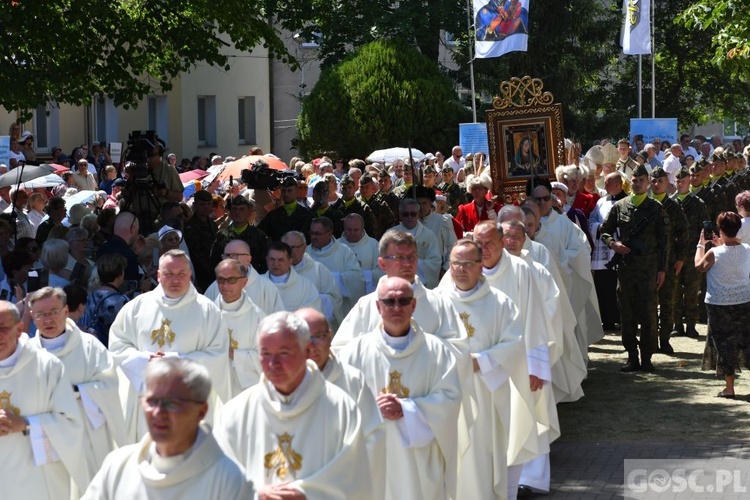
[
  {"x1": 125, "y1": 130, "x2": 166, "y2": 181},
  {"x1": 240, "y1": 159, "x2": 298, "y2": 190}
]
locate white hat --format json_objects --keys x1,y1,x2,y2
[
  {"x1": 555, "y1": 164, "x2": 581, "y2": 182},
  {"x1": 158, "y1": 225, "x2": 183, "y2": 241},
  {"x1": 424, "y1": 153, "x2": 435, "y2": 161},
  {"x1": 550, "y1": 181, "x2": 568, "y2": 194},
  {"x1": 20, "y1": 130, "x2": 33, "y2": 142}
]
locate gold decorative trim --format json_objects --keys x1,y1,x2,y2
[{"x1": 492, "y1": 76, "x2": 555, "y2": 110}]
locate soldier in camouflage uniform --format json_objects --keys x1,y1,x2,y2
[
  {"x1": 359, "y1": 173, "x2": 395, "y2": 239},
  {"x1": 650, "y1": 167, "x2": 690, "y2": 354},
  {"x1": 705, "y1": 154, "x2": 732, "y2": 222},
  {"x1": 376, "y1": 168, "x2": 401, "y2": 222},
  {"x1": 671, "y1": 168, "x2": 709, "y2": 339},
  {"x1": 331, "y1": 174, "x2": 378, "y2": 238},
  {"x1": 392, "y1": 161, "x2": 417, "y2": 200},
  {"x1": 437, "y1": 165, "x2": 467, "y2": 217},
  {"x1": 601, "y1": 164, "x2": 669, "y2": 372}
]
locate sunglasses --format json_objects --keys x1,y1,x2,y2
[
  {"x1": 216, "y1": 276, "x2": 244, "y2": 284},
  {"x1": 379, "y1": 297, "x2": 414, "y2": 307},
  {"x1": 533, "y1": 195, "x2": 551, "y2": 202},
  {"x1": 400, "y1": 211, "x2": 418, "y2": 217}
]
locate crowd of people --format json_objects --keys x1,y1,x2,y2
[{"x1": 1, "y1": 124, "x2": 750, "y2": 499}]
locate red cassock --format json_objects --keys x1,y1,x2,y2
[
  {"x1": 570, "y1": 191, "x2": 599, "y2": 218},
  {"x1": 455, "y1": 200, "x2": 503, "y2": 233}
]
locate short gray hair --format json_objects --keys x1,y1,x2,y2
[
  {"x1": 67, "y1": 226, "x2": 89, "y2": 244},
  {"x1": 215, "y1": 258, "x2": 248, "y2": 276},
  {"x1": 498, "y1": 205, "x2": 523, "y2": 222},
  {"x1": 144, "y1": 358, "x2": 212, "y2": 402},
  {"x1": 41, "y1": 239, "x2": 70, "y2": 272},
  {"x1": 29, "y1": 286, "x2": 67, "y2": 308},
  {"x1": 378, "y1": 229, "x2": 417, "y2": 257},
  {"x1": 1, "y1": 301, "x2": 21, "y2": 322},
  {"x1": 159, "y1": 249, "x2": 190, "y2": 266},
  {"x1": 281, "y1": 230, "x2": 306, "y2": 246},
  {"x1": 257, "y1": 311, "x2": 310, "y2": 349},
  {"x1": 398, "y1": 198, "x2": 419, "y2": 213}
]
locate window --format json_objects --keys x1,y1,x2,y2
[
  {"x1": 147, "y1": 96, "x2": 169, "y2": 144},
  {"x1": 197, "y1": 96, "x2": 217, "y2": 146},
  {"x1": 93, "y1": 96, "x2": 118, "y2": 144},
  {"x1": 32, "y1": 104, "x2": 59, "y2": 154},
  {"x1": 238, "y1": 97, "x2": 256, "y2": 145}
]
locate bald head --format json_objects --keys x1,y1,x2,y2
[
  {"x1": 376, "y1": 276, "x2": 416, "y2": 336},
  {"x1": 223, "y1": 239, "x2": 252, "y2": 268}
]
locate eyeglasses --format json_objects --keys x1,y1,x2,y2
[
  {"x1": 449, "y1": 260, "x2": 482, "y2": 269},
  {"x1": 379, "y1": 297, "x2": 414, "y2": 308},
  {"x1": 216, "y1": 276, "x2": 245, "y2": 284},
  {"x1": 289, "y1": 243, "x2": 306, "y2": 250},
  {"x1": 533, "y1": 195, "x2": 551, "y2": 202},
  {"x1": 400, "y1": 212, "x2": 418, "y2": 218},
  {"x1": 32, "y1": 307, "x2": 65, "y2": 320},
  {"x1": 223, "y1": 253, "x2": 250, "y2": 259},
  {"x1": 310, "y1": 333, "x2": 330, "y2": 344},
  {"x1": 141, "y1": 396, "x2": 203, "y2": 413},
  {"x1": 382, "y1": 254, "x2": 417, "y2": 263}
]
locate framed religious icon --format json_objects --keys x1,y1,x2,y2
[{"x1": 485, "y1": 76, "x2": 566, "y2": 204}]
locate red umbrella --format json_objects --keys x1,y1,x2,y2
[
  {"x1": 49, "y1": 163, "x2": 70, "y2": 174},
  {"x1": 217, "y1": 155, "x2": 288, "y2": 182},
  {"x1": 179, "y1": 169, "x2": 208, "y2": 183}
]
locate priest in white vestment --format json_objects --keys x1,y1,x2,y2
[
  {"x1": 306, "y1": 217, "x2": 365, "y2": 314},
  {"x1": 283, "y1": 231, "x2": 343, "y2": 331},
  {"x1": 215, "y1": 312, "x2": 372, "y2": 499},
  {"x1": 391, "y1": 199, "x2": 442, "y2": 288},
  {"x1": 109, "y1": 250, "x2": 230, "y2": 442},
  {"x1": 297, "y1": 307, "x2": 385, "y2": 499},
  {"x1": 340, "y1": 213, "x2": 385, "y2": 294},
  {"x1": 0, "y1": 301, "x2": 90, "y2": 499},
  {"x1": 203, "y1": 239, "x2": 285, "y2": 314},
  {"x1": 28, "y1": 287, "x2": 126, "y2": 475},
  {"x1": 531, "y1": 184, "x2": 605, "y2": 355},
  {"x1": 339, "y1": 277, "x2": 462, "y2": 500},
  {"x1": 214, "y1": 259, "x2": 267, "y2": 398},
  {"x1": 466, "y1": 221, "x2": 561, "y2": 496},
  {"x1": 333, "y1": 230, "x2": 466, "y2": 350},
  {"x1": 442, "y1": 241, "x2": 536, "y2": 500},
  {"x1": 83, "y1": 358, "x2": 252, "y2": 499},
  {"x1": 416, "y1": 186, "x2": 457, "y2": 273},
  {"x1": 263, "y1": 242, "x2": 322, "y2": 312}
]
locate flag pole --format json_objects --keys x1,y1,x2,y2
[
  {"x1": 638, "y1": 55, "x2": 642, "y2": 119},
  {"x1": 466, "y1": 0, "x2": 477, "y2": 123},
  {"x1": 650, "y1": 0, "x2": 655, "y2": 118}
]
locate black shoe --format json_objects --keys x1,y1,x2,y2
[
  {"x1": 641, "y1": 360, "x2": 656, "y2": 372},
  {"x1": 621, "y1": 360, "x2": 641, "y2": 373},
  {"x1": 659, "y1": 342, "x2": 675, "y2": 355},
  {"x1": 670, "y1": 324, "x2": 685, "y2": 337},
  {"x1": 685, "y1": 324, "x2": 699, "y2": 338},
  {"x1": 517, "y1": 485, "x2": 534, "y2": 498}
]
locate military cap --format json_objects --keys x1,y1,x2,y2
[
  {"x1": 635, "y1": 150, "x2": 648, "y2": 162},
  {"x1": 340, "y1": 174, "x2": 355, "y2": 185},
  {"x1": 632, "y1": 164, "x2": 650, "y2": 177},
  {"x1": 280, "y1": 176, "x2": 298, "y2": 188},
  {"x1": 441, "y1": 164, "x2": 454, "y2": 173},
  {"x1": 193, "y1": 189, "x2": 212, "y2": 201},
  {"x1": 423, "y1": 165, "x2": 437, "y2": 175},
  {"x1": 650, "y1": 166, "x2": 668, "y2": 179},
  {"x1": 675, "y1": 167, "x2": 690, "y2": 180},
  {"x1": 377, "y1": 168, "x2": 390, "y2": 179},
  {"x1": 688, "y1": 164, "x2": 703, "y2": 174}
]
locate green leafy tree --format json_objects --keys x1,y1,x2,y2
[
  {"x1": 1, "y1": 0, "x2": 288, "y2": 117},
  {"x1": 296, "y1": 40, "x2": 469, "y2": 158}
]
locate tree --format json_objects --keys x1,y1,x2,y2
[
  {"x1": 296, "y1": 40, "x2": 469, "y2": 158},
  {"x1": 0, "y1": 0, "x2": 289, "y2": 117},
  {"x1": 679, "y1": 0, "x2": 750, "y2": 83}
]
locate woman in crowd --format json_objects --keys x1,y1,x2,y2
[
  {"x1": 735, "y1": 190, "x2": 750, "y2": 243},
  {"x1": 40, "y1": 238, "x2": 71, "y2": 287},
  {"x1": 66, "y1": 227, "x2": 95, "y2": 286},
  {"x1": 695, "y1": 211, "x2": 750, "y2": 398},
  {"x1": 84, "y1": 253, "x2": 130, "y2": 346},
  {"x1": 26, "y1": 192, "x2": 47, "y2": 231}
]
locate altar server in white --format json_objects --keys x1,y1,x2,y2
[
  {"x1": 444, "y1": 241, "x2": 536, "y2": 500},
  {"x1": 306, "y1": 217, "x2": 365, "y2": 313},
  {"x1": 263, "y1": 242, "x2": 322, "y2": 312},
  {"x1": 391, "y1": 199, "x2": 442, "y2": 288},
  {"x1": 214, "y1": 259, "x2": 267, "y2": 398},
  {"x1": 340, "y1": 214, "x2": 384, "y2": 294},
  {"x1": 203, "y1": 240, "x2": 285, "y2": 315},
  {"x1": 109, "y1": 250, "x2": 230, "y2": 441},
  {"x1": 283, "y1": 231, "x2": 343, "y2": 330},
  {"x1": 339, "y1": 277, "x2": 462, "y2": 500},
  {"x1": 29, "y1": 287, "x2": 126, "y2": 474},
  {"x1": 82, "y1": 358, "x2": 252, "y2": 499},
  {"x1": 0, "y1": 301, "x2": 90, "y2": 499},
  {"x1": 215, "y1": 312, "x2": 372, "y2": 499}
]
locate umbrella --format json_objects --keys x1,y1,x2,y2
[
  {"x1": 367, "y1": 147, "x2": 426, "y2": 164},
  {"x1": 217, "y1": 155, "x2": 288, "y2": 183},
  {"x1": 0, "y1": 164, "x2": 56, "y2": 188},
  {"x1": 179, "y1": 169, "x2": 209, "y2": 183},
  {"x1": 63, "y1": 190, "x2": 98, "y2": 213},
  {"x1": 21, "y1": 174, "x2": 64, "y2": 189},
  {"x1": 48, "y1": 163, "x2": 71, "y2": 175}
]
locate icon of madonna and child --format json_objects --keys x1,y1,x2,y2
[
  {"x1": 509, "y1": 135, "x2": 548, "y2": 177},
  {"x1": 476, "y1": 0, "x2": 529, "y2": 41}
]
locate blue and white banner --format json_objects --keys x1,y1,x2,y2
[
  {"x1": 621, "y1": 0, "x2": 651, "y2": 55},
  {"x1": 474, "y1": 0, "x2": 530, "y2": 59}
]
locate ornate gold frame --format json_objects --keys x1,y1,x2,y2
[{"x1": 485, "y1": 76, "x2": 565, "y2": 204}]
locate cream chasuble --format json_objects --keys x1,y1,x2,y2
[
  {"x1": 339, "y1": 325, "x2": 462, "y2": 500},
  {"x1": 341, "y1": 234, "x2": 384, "y2": 295},
  {"x1": 0, "y1": 337, "x2": 90, "y2": 499},
  {"x1": 204, "y1": 265, "x2": 285, "y2": 315},
  {"x1": 391, "y1": 222, "x2": 442, "y2": 288},
  {"x1": 215, "y1": 362, "x2": 373, "y2": 499},
  {"x1": 445, "y1": 278, "x2": 537, "y2": 500},
  {"x1": 261, "y1": 268, "x2": 322, "y2": 312},
  {"x1": 306, "y1": 237, "x2": 366, "y2": 313},
  {"x1": 82, "y1": 423, "x2": 252, "y2": 499},
  {"x1": 294, "y1": 254, "x2": 344, "y2": 331},
  {"x1": 421, "y1": 211, "x2": 458, "y2": 271},
  {"x1": 30, "y1": 319, "x2": 126, "y2": 474},
  {"x1": 109, "y1": 284, "x2": 230, "y2": 441},
  {"x1": 215, "y1": 291, "x2": 267, "y2": 398}
]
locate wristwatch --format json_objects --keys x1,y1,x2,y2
[{"x1": 21, "y1": 418, "x2": 29, "y2": 436}]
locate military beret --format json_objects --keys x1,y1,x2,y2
[
  {"x1": 675, "y1": 168, "x2": 690, "y2": 180},
  {"x1": 632, "y1": 164, "x2": 650, "y2": 177},
  {"x1": 650, "y1": 166, "x2": 668, "y2": 179}
]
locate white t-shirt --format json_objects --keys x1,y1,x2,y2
[{"x1": 706, "y1": 243, "x2": 750, "y2": 305}]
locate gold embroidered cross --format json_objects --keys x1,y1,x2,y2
[
  {"x1": 264, "y1": 433, "x2": 303, "y2": 480},
  {"x1": 381, "y1": 370, "x2": 410, "y2": 398},
  {"x1": 459, "y1": 312, "x2": 475, "y2": 338},
  {"x1": 0, "y1": 390, "x2": 20, "y2": 415},
  {"x1": 228, "y1": 328, "x2": 238, "y2": 350},
  {"x1": 151, "y1": 318, "x2": 176, "y2": 349}
]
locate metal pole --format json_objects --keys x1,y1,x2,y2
[
  {"x1": 651, "y1": 0, "x2": 655, "y2": 118},
  {"x1": 467, "y1": 0, "x2": 477, "y2": 123},
  {"x1": 637, "y1": 55, "x2": 642, "y2": 119}
]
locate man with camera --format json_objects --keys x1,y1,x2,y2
[{"x1": 122, "y1": 137, "x2": 183, "y2": 219}]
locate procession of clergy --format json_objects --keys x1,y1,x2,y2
[{"x1": 0, "y1": 167, "x2": 602, "y2": 499}]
